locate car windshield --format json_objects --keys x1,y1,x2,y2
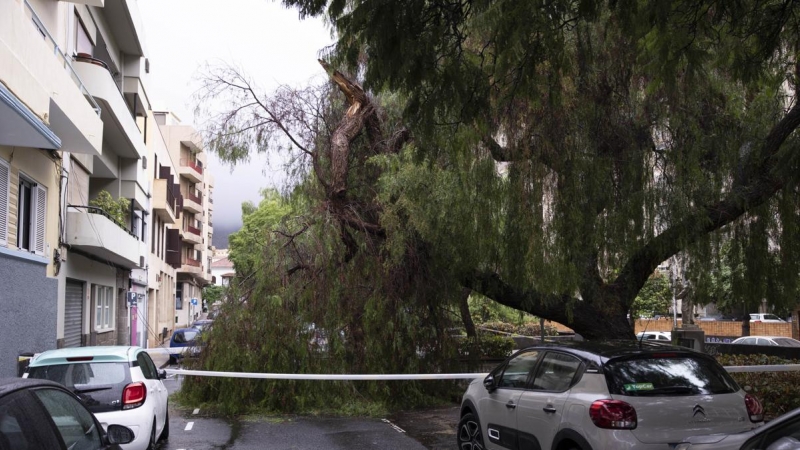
[
  {"x1": 604, "y1": 354, "x2": 738, "y2": 396},
  {"x1": 27, "y1": 362, "x2": 131, "y2": 413}
]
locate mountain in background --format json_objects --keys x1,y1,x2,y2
[{"x1": 212, "y1": 223, "x2": 240, "y2": 250}]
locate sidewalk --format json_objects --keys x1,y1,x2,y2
[{"x1": 145, "y1": 347, "x2": 172, "y2": 369}]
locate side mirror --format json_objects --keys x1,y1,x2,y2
[
  {"x1": 106, "y1": 424, "x2": 135, "y2": 445},
  {"x1": 483, "y1": 375, "x2": 496, "y2": 392},
  {"x1": 766, "y1": 437, "x2": 800, "y2": 450},
  {"x1": 158, "y1": 369, "x2": 167, "y2": 380}
]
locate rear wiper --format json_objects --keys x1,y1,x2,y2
[
  {"x1": 73, "y1": 386, "x2": 112, "y2": 394},
  {"x1": 633, "y1": 386, "x2": 697, "y2": 396}
]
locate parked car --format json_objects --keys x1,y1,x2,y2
[
  {"x1": 24, "y1": 346, "x2": 168, "y2": 450},
  {"x1": 731, "y1": 336, "x2": 800, "y2": 347},
  {"x1": 458, "y1": 341, "x2": 763, "y2": 450},
  {"x1": 750, "y1": 313, "x2": 786, "y2": 323},
  {"x1": 636, "y1": 331, "x2": 672, "y2": 341},
  {"x1": 191, "y1": 319, "x2": 214, "y2": 332},
  {"x1": 677, "y1": 406, "x2": 800, "y2": 449},
  {"x1": 0, "y1": 377, "x2": 135, "y2": 449},
  {"x1": 169, "y1": 327, "x2": 202, "y2": 363}
]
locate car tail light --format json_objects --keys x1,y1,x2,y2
[
  {"x1": 745, "y1": 394, "x2": 763, "y2": 422},
  {"x1": 590, "y1": 400, "x2": 637, "y2": 429},
  {"x1": 122, "y1": 382, "x2": 146, "y2": 410},
  {"x1": 66, "y1": 357, "x2": 94, "y2": 362}
]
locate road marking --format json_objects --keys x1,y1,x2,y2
[
  {"x1": 193, "y1": 408, "x2": 200, "y2": 415},
  {"x1": 381, "y1": 419, "x2": 406, "y2": 433},
  {"x1": 185, "y1": 422, "x2": 194, "y2": 431}
]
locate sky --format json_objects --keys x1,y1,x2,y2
[{"x1": 137, "y1": 0, "x2": 333, "y2": 247}]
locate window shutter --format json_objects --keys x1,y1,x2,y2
[
  {"x1": 0, "y1": 159, "x2": 8, "y2": 246},
  {"x1": 32, "y1": 183, "x2": 47, "y2": 255}
]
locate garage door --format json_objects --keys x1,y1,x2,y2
[{"x1": 64, "y1": 280, "x2": 84, "y2": 348}]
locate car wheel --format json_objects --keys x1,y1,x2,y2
[
  {"x1": 159, "y1": 408, "x2": 169, "y2": 441},
  {"x1": 457, "y1": 412, "x2": 484, "y2": 450},
  {"x1": 146, "y1": 419, "x2": 156, "y2": 450}
]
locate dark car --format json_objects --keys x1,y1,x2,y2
[
  {"x1": 168, "y1": 328, "x2": 202, "y2": 364},
  {"x1": 0, "y1": 377, "x2": 134, "y2": 449}
]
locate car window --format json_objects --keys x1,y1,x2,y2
[
  {"x1": 497, "y1": 351, "x2": 540, "y2": 389},
  {"x1": 532, "y1": 352, "x2": 582, "y2": 392},
  {"x1": 136, "y1": 352, "x2": 157, "y2": 380},
  {"x1": 0, "y1": 389, "x2": 62, "y2": 450},
  {"x1": 174, "y1": 330, "x2": 199, "y2": 344},
  {"x1": 33, "y1": 388, "x2": 103, "y2": 450},
  {"x1": 604, "y1": 354, "x2": 739, "y2": 396},
  {"x1": 28, "y1": 362, "x2": 131, "y2": 414},
  {"x1": 774, "y1": 338, "x2": 800, "y2": 348},
  {"x1": 741, "y1": 413, "x2": 800, "y2": 450},
  {"x1": 741, "y1": 338, "x2": 756, "y2": 345},
  {"x1": 764, "y1": 314, "x2": 782, "y2": 321}
]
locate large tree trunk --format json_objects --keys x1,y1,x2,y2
[{"x1": 458, "y1": 288, "x2": 477, "y2": 338}]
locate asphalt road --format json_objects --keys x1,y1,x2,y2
[{"x1": 156, "y1": 372, "x2": 459, "y2": 450}]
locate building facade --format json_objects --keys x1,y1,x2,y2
[{"x1": 0, "y1": 0, "x2": 213, "y2": 374}]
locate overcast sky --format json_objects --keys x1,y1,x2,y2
[{"x1": 138, "y1": 0, "x2": 333, "y2": 247}]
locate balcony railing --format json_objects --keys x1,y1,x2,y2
[
  {"x1": 187, "y1": 189, "x2": 203, "y2": 205},
  {"x1": 187, "y1": 224, "x2": 202, "y2": 236},
  {"x1": 184, "y1": 257, "x2": 201, "y2": 267},
  {"x1": 180, "y1": 158, "x2": 204, "y2": 175},
  {"x1": 23, "y1": 0, "x2": 101, "y2": 116},
  {"x1": 69, "y1": 205, "x2": 136, "y2": 238}
]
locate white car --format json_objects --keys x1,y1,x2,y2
[
  {"x1": 731, "y1": 336, "x2": 800, "y2": 347},
  {"x1": 749, "y1": 313, "x2": 786, "y2": 323},
  {"x1": 636, "y1": 331, "x2": 672, "y2": 341},
  {"x1": 677, "y1": 406, "x2": 800, "y2": 449},
  {"x1": 25, "y1": 346, "x2": 169, "y2": 450},
  {"x1": 459, "y1": 341, "x2": 763, "y2": 450}
]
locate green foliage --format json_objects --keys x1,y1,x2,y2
[
  {"x1": 457, "y1": 335, "x2": 515, "y2": 359},
  {"x1": 202, "y1": 285, "x2": 225, "y2": 305},
  {"x1": 715, "y1": 354, "x2": 800, "y2": 420},
  {"x1": 631, "y1": 273, "x2": 673, "y2": 319},
  {"x1": 227, "y1": 188, "x2": 292, "y2": 275},
  {"x1": 89, "y1": 190, "x2": 130, "y2": 227}
]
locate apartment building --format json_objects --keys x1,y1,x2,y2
[
  {"x1": 0, "y1": 0, "x2": 214, "y2": 373},
  {"x1": 155, "y1": 111, "x2": 213, "y2": 329}
]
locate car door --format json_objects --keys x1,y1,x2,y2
[
  {"x1": 516, "y1": 351, "x2": 583, "y2": 450},
  {"x1": 136, "y1": 351, "x2": 166, "y2": 433},
  {"x1": 32, "y1": 387, "x2": 106, "y2": 450},
  {"x1": 480, "y1": 350, "x2": 542, "y2": 450}
]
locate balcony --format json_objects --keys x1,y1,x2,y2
[
  {"x1": 182, "y1": 188, "x2": 203, "y2": 214},
  {"x1": 179, "y1": 159, "x2": 204, "y2": 183},
  {"x1": 101, "y1": 0, "x2": 146, "y2": 57},
  {"x1": 1, "y1": 1, "x2": 102, "y2": 155},
  {"x1": 66, "y1": 206, "x2": 142, "y2": 268},
  {"x1": 180, "y1": 257, "x2": 203, "y2": 275},
  {"x1": 182, "y1": 224, "x2": 202, "y2": 245},
  {"x1": 152, "y1": 179, "x2": 177, "y2": 224},
  {"x1": 74, "y1": 56, "x2": 146, "y2": 160}
]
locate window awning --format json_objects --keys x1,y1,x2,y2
[{"x1": 0, "y1": 83, "x2": 61, "y2": 150}]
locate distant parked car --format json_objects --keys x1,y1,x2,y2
[
  {"x1": 191, "y1": 319, "x2": 214, "y2": 332},
  {"x1": 677, "y1": 406, "x2": 800, "y2": 449},
  {"x1": 25, "y1": 346, "x2": 168, "y2": 450},
  {"x1": 0, "y1": 377, "x2": 135, "y2": 449},
  {"x1": 458, "y1": 341, "x2": 762, "y2": 450},
  {"x1": 636, "y1": 331, "x2": 672, "y2": 341},
  {"x1": 750, "y1": 313, "x2": 786, "y2": 323},
  {"x1": 169, "y1": 327, "x2": 202, "y2": 363},
  {"x1": 731, "y1": 336, "x2": 800, "y2": 347}
]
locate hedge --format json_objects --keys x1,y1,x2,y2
[{"x1": 715, "y1": 354, "x2": 800, "y2": 420}]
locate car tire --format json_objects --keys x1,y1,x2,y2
[
  {"x1": 159, "y1": 409, "x2": 169, "y2": 441},
  {"x1": 146, "y1": 418, "x2": 156, "y2": 450},
  {"x1": 456, "y1": 412, "x2": 485, "y2": 450}
]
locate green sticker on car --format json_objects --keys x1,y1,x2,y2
[{"x1": 624, "y1": 383, "x2": 654, "y2": 391}]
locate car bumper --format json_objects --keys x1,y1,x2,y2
[{"x1": 95, "y1": 409, "x2": 152, "y2": 450}]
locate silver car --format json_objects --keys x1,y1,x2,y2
[
  {"x1": 677, "y1": 407, "x2": 800, "y2": 450},
  {"x1": 458, "y1": 341, "x2": 763, "y2": 450}
]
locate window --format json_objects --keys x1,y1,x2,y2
[
  {"x1": 605, "y1": 354, "x2": 738, "y2": 396},
  {"x1": 136, "y1": 353, "x2": 157, "y2": 380},
  {"x1": 73, "y1": 13, "x2": 92, "y2": 56},
  {"x1": 33, "y1": 388, "x2": 102, "y2": 450},
  {"x1": 16, "y1": 174, "x2": 46, "y2": 255},
  {"x1": 532, "y1": 352, "x2": 582, "y2": 392},
  {"x1": 0, "y1": 158, "x2": 9, "y2": 246},
  {"x1": 176, "y1": 283, "x2": 183, "y2": 310},
  {"x1": 93, "y1": 285, "x2": 114, "y2": 331},
  {"x1": 497, "y1": 351, "x2": 540, "y2": 389},
  {"x1": 0, "y1": 390, "x2": 62, "y2": 449}
]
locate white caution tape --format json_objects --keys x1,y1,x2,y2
[{"x1": 723, "y1": 364, "x2": 800, "y2": 373}]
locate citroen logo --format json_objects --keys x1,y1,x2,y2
[{"x1": 693, "y1": 404, "x2": 706, "y2": 419}]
